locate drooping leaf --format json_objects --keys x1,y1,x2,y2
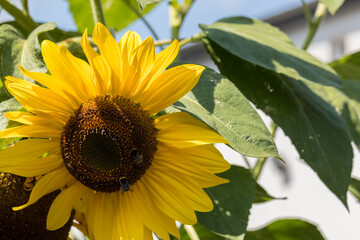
[
  {"x1": 0, "y1": 98, "x2": 23, "y2": 149},
  {"x1": 318, "y1": 0, "x2": 345, "y2": 15},
  {"x1": 201, "y1": 24, "x2": 353, "y2": 207},
  {"x1": 137, "y1": 0, "x2": 162, "y2": 11},
  {"x1": 174, "y1": 67, "x2": 279, "y2": 158},
  {"x1": 0, "y1": 22, "x2": 56, "y2": 83},
  {"x1": 200, "y1": 17, "x2": 341, "y2": 87},
  {"x1": 330, "y1": 51, "x2": 360, "y2": 81},
  {"x1": 349, "y1": 178, "x2": 360, "y2": 201},
  {"x1": 253, "y1": 183, "x2": 286, "y2": 204},
  {"x1": 244, "y1": 219, "x2": 325, "y2": 240},
  {"x1": 308, "y1": 79, "x2": 360, "y2": 150},
  {"x1": 179, "y1": 224, "x2": 226, "y2": 240},
  {"x1": 197, "y1": 165, "x2": 255, "y2": 238},
  {"x1": 68, "y1": 0, "x2": 157, "y2": 34}
]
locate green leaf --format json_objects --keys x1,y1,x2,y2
[
  {"x1": 197, "y1": 165, "x2": 255, "y2": 238},
  {"x1": 179, "y1": 224, "x2": 226, "y2": 240},
  {"x1": 174, "y1": 67, "x2": 279, "y2": 158},
  {"x1": 0, "y1": 22, "x2": 56, "y2": 83},
  {"x1": 201, "y1": 29, "x2": 353, "y2": 207},
  {"x1": 254, "y1": 183, "x2": 286, "y2": 204},
  {"x1": 307, "y1": 79, "x2": 360, "y2": 150},
  {"x1": 137, "y1": 0, "x2": 162, "y2": 12},
  {"x1": 0, "y1": 98, "x2": 23, "y2": 149},
  {"x1": 68, "y1": 0, "x2": 157, "y2": 34},
  {"x1": 244, "y1": 219, "x2": 325, "y2": 240},
  {"x1": 330, "y1": 51, "x2": 360, "y2": 81},
  {"x1": 200, "y1": 17, "x2": 341, "y2": 87},
  {"x1": 318, "y1": 0, "x2": 344, "y2": 15},
  {"x1": 349, "y1": 178, "x2": 360, "y2": 201}
]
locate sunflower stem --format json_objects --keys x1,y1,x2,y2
[
  {"x1": 169, "y1": 0, "x2": 195, "y2": 40},
  {"x1": 179, "y1": 33, "x2": 200, "y2": 48},
  {"x1": 184, "y1": 225, "x2": 200, "y2": 240},
  {"x1": 301, "y1": 1, "x2": 327, "y2": 50},
  {"x1": 122, "y1": 0, "x2": 163, "y2": 50},
  {"x1": 21, "y1": 0, "x2": 28, "y2": 14},
  {"x1": 253, "y1": 122, "x2": 278, "y2": 180},
  {"x1": 0, "y1": 0, "x2": 38, "y2": 33},
  {"x1": 90, "y1": 0, "x2": 106, "y2": 26}
]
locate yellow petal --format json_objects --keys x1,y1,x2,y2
[
  {"x1": 41, "y1": 40, "x2": 96, "y2": 102},
  {"x1": 117, "y1": 31, "x2": 142, "y2": 94},
  {"x1": 0, "y1": 124, "x2": 61, "y2": 138},
  {"x1": 81, "y1": 29, "x2": 111, "y2": 95},
  {"x1": 0, "y1": 139, "x2": 59, "y2": 165},
  {"x1": 0, "y1": 153, "x2": 63, "y2": 177},
  {"x1": 156, "y1": 112, "x2": 227, "y2": 148},
  {"x1": 143, "y1": 227, "x2": 154, "y2": 240},
  {"x1": 141, "y1": 174, "x2": 197, "y2": 225},
  {"x1": 47, "y1": 182, "x2": 88, "y2": 230},
  {"x1": 13, "y1": 167, "x2": 71, "y2": 211},
  {"x1": 5, "y1": 77, "x2": 74, "y2": 117},
  {"x1": 93, "y1": 22, "x2": 122, "y2": 94},
  {"x1": 141, "y1": 64, "x2": 204, "y2": 115},
  {"x1": 125, "y1": 37, "x2": 155, "y2": 99},
  {"x1": 156, "y1": 143, "x2": 230, "y2": 173},
  {"x1": 150, "y1": 167, "x2": 214, "y2": 212},
  {"x1": 19, "y1": 66, "x2": 79, "y2": 109},
  {"x1": 132, "y1": 183, "x2": 179, "y2": 240},
  {"x1": 5, "y1": 111, "x2": 65, "y2": 130}
]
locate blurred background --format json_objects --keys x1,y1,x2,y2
[{"x1": 1, "y1": 0, "x2": 360, "y2": 239}]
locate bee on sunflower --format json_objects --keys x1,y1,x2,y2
[{"x1": 0, "y1": 22, "x2": 230, "y2": 240}]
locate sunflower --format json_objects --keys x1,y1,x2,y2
[{"x1": 0, "y1": 23, "x2": 230, "y2": 240}]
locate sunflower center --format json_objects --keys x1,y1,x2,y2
[{"x1": 60, "y1": 95, "x2": 157, "y2": 193}]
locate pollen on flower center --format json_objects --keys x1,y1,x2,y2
[{"x1": 60, "y1": 95, "x2": 158, "y2": 193}]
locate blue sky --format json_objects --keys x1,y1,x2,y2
[{"x1": 17, "y1": 0, "x2": 314, "y2": 40}]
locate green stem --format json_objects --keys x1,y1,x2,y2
[
  {"x1": 90, "y1": 0, "x2": 106, "y2": 26},
  {"x1": 0, "y1": 0, "x2": 37, "y2": 33},
  {"x1": 154, "y1": 39, "x2": 173, "y2": 46},
  {"x1": 169, "y1": 0, "x2": 195, "y2": 40},
  {"x1": 179, "y1": 33, "x2": 200, "y2": 48},
  {"x1": 123, "y1": 0, "x2": 163, "y2": 50},
  {"x1": 253, "y1": 122, "x2": 278, "y2": 180},
  {"x1": 301, "y1": 2, "x2": 327, "y2": 50},
  {"x1": 184, "y1": 225, "x2": 200, "y2": 240},
  {"x1": 349, "y1": 185, "x2": 360, "y2": 200},
  {"x1": 21, "y1": 0, "x2": 28, "y2": 14}
]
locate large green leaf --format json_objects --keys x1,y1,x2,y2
[
  {"x1": 318, "y1": 0, "x2": 345, "y2": 15},
  {"x1": 330, "y1": 52, "x2": 360, "y2": 81},
  {"x1": 68, "y1": 0, "x2": 157, "y2": 34},
  {"x1": 137, "y1": 0, "x2": 162, "y2": 11},
  {"x1": 174, "y1": 67, "x2": 279, "y2": 158},
  {"x1": 254, "y1": 183, "x2": 286, "y2": 204},
  {"x1": 201, "y1": 29, "x2": 353, "y2": 207},
  {"x1": 244, "y1": 219, "x2": 325, "y2": 240},
  {"x1": 308, "y1": 80, "x2": 360, "y2": 150},
  {"x1": 0, "y1": 22, "x2": 56, "y2": 83},
  {"x1": 197, "y1": 165, "x2": 255, "y2": 238},
  {"x1": 200, "y1": 17, "x2": 341, "y2": 87}
]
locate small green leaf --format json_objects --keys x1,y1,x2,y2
[
  {"x1": 0, "y1": 22, "x2": 56, "y2": 83},
  {"x1": 175, "y1": 67, "x2": 279, "y2": 158},
  {"x1": 349, "y1": 178, "x2": 360, "y2": 201},
  {"x1": 200, "y1": 17, "x2": 341, "y2": 87},
  {"x1": 68, "y1": 0, "x2": 157, "y2": 34},
  {"x1": 254, "y1": 183, "x2": 286, "y2": 204},
  {"x1": 179, "y1": 224, "x2": 226, "y2": 240},
  {"x1": 137, "y1": 0, "x2": 162, "y2": 11},
  {"x1": 318, "y1": 0, "x2": 344, "y2": 15},
  {"x1": 330, "y1": 51, "x2": 360, "y2": 80},
  {"x1": 245, "y1": 219, "x2": 325, "y2": 240},
  {"x1": 201, "y1": 29, "x2": 353, "y2": 207},
  {"x1": 197, "y1": 165, "x2": 255, "y2": 238}
]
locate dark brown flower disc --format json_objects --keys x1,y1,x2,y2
[
  {"x1": 0, "y1": 173, "x2": 73, "y2": 240},
  {"x1": 61, "y1": 95, "x2": 158, "y2": 192}
]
